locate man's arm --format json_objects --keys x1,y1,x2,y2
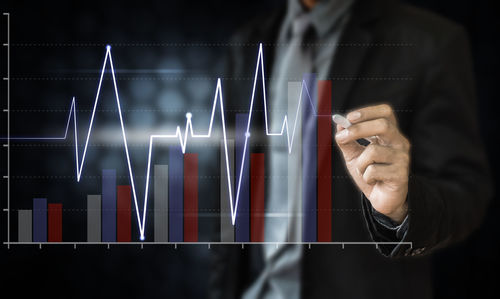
[{"x1": 335, "y1": 25, "x2": 492, "y2": 257}]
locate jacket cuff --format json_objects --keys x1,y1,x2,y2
[{"x1": 361, "y1": 195, "x2": 411, "y2": 257}]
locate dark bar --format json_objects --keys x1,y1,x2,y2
[
  {"x1": 48, "y1": 203, "x2": 62, "y2": 242},
  {"x1": 302, "y1": 73, "x2": 317, "y2": 242},
  {"x1": 33, "y1": 198, "x2": 47, "y2": 242},
  {"x1": 184, "y1": 153, "x2": 198, "y2": 242},
  {"x1": 102, "y1": 169, "x2": 116, "y2": 242},
  {"x1": 250, "y1": 153, "x2": 265, "y2": 242},
  {"x1": 317, "y1": 80, "x2": 332, "y2": 242},
  {"x1": 235, "y1": 113, "x2": 250, "y2": 242},
  {"x1": 117, "y1": 185, "x2": 131, "y2": 242},
  {"x1": 169, "y1": 146, "x2": 183, "y2": 242}
]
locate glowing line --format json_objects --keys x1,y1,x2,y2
[{"x1": 4, "y1": 44, "x2": 331, "y2": 240}]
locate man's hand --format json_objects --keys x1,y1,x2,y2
[{"x1": 335, "y1": 104, "x2": 410, "y2": 223}]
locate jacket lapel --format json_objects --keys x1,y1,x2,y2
[
  {"x1": 329, "y1": 24, "x2": 373, "y2": 112},
  {"x1": 328, "y1": 0, "x2": 390, "y2": 112}
]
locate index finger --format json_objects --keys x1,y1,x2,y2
[{"x1": 346, "y1": 104, "x2": 397, "y2": 125}]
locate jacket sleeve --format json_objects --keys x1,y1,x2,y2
[{"x1": 366, "y1": 25, "x2": 493, "y2": 257}]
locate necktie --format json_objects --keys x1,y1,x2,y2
[{"x1": 266, "y1": 14, "x2": 317, "y2": 257}]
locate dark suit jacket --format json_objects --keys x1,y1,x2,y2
[{"x1": 210, "y1": 0, "x2": 492, "y2": 298}]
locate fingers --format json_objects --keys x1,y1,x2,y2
[
  {"x1": 346, "y1": 103, "x2": 397, "y2": 125},
  {"x1": 335, "y1": 124, "x2": 364, "y2": 162},
  {"x1": 334, "y1": 104, "x2": 409, "y2": 164},
  {"x1": 336, "y1": 118, "x2": 402, "y2": 147},
  {"x1": 355, "y1": 144, "x2": 410, "y2": 182},
  {"x1": 363, "y1": 163, "x2": 408, "y2": 185},
  {"x1": 355, "y1": 144, "x2": 396, "y2": 174}
]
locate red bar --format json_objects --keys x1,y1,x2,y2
[
  {"x1": 117, "y1": 185, "x2": 131, "y2": 242},
  {"x1": 184, "y1": 153, "x2": 198, "y2": 242},
  {"x1": 317, "y1": 80, "x2": 332, "y2": 242},
  {"x1": 250, "y1": 153, "x2": 265, "y2": 242},
  {"x1": 48, "y1": 203, "x2": 62, "y2": 242}
]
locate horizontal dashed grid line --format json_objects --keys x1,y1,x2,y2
[
  {"x1": 9, "y1": 175, "x2": 353, "y2": 179},
  {"x1": 9, "y1": 76, "x2": 414, "y2": 81},
  {"x1": 7, "y1": 208, "x2": 367, "y2": 212},
  {"x1": 11, "y1": 42, "x2": 416, "y2": 47},
  {"x1": 8, "y1": 143, "x2": 343, "y2": 147},
  {"x1": 8, "y1": 109, "x2": 288, "y2": 112},
  {"x1": 7, "y1": 108, "x2": 414, "y2": 113}
]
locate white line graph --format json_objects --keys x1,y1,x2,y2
[{"x1": 5, "y1": 43, "x2": 331, "y2": 240}]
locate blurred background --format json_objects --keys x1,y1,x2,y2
[{"x1": 0, "y1": 0, "x2": 498, "y2": 298}]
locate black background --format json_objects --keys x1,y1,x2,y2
[{"x1": 0, "y1": 0, "x2": 498, "y2": 298}]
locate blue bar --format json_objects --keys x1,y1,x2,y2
[
  {"x1": 102, "y1": 169, "x2": 116, "y2": 242},
  {"x1": 235, "y1": 113, "x2": 250, "y2": 242},
  {"x1": 33, "y1": 198, "x2": 47, "y2": 242},
  {"x1": 302, "y1": 73, "x2": 317, "y2": 242},
  {"x1": 169, "y1": 146, "x2": 183, "y2": 242}
]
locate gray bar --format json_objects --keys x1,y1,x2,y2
[
  {"x1": 220, "y1": 139, "x2": 235, "y2": 242},
  {"x1": 288, "y1": 82, "x2": 303, "y2": 242},
  {"x1": 154, "y1": 164, "x2": 169, "y2": 242},
  {"x1": 18, "y1": 210, "x2": 32, "y2": 242},
  {"x1": 87, "y1": 195, "x2": 101, "y2": 242}
]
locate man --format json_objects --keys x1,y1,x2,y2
[{"x1": 210, "y1": 0, "x2": 492, "y2": 298}]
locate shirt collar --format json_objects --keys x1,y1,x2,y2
[{"x1": 285, "y1": 0, "x2": 355, "y2": 39}]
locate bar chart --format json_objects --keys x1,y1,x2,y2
[
  {"x1": 1, "y1": 17, "x2": 411, "y2": 248},
  {"x1": 6, "y1": 74, "x2": 410, "y2": 248},
  {"x1": 10, "y1": 78, "x2": 346, "y2": 245}
]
